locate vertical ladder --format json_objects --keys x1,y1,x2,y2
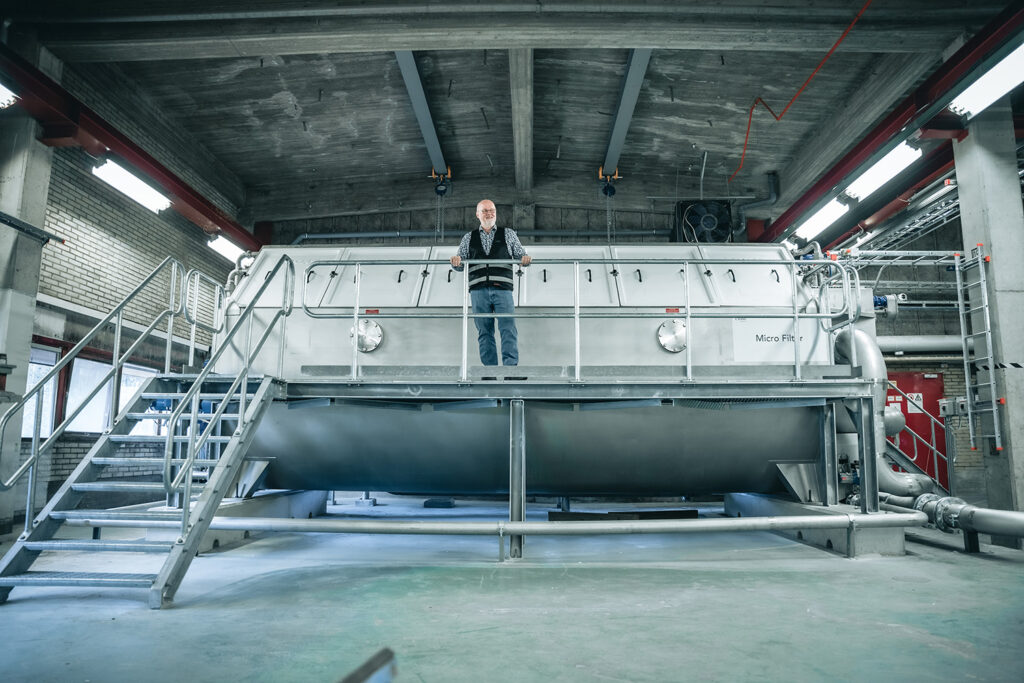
[{"x1": 954, "y1": 245, "x2": 1003, "y2": 451}]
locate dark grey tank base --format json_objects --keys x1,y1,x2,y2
[{"x1": 252, "y1": 401, "x2": 819, "y2": 496}]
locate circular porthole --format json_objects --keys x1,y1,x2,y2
[
  {"x1": 657, "y1": 319, "x2": 687, "y2": 353},
  {"x1": 351, "y1": 319, "x2": 384, "y2": 353}
]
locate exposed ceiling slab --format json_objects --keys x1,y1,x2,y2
[{"x1": 2, "y1": 1, "x2": 1015, "y2": 240}]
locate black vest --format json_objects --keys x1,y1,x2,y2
[{"x1": 467, "y1": 227, "x2": 515, "y2": 291}]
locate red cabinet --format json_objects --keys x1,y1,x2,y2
[{"x1": 886, "y1": 372, "x2": 948, "y2": 490}]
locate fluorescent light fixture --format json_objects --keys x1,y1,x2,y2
[
  {"x1": 208, "y1": 235, "x2": 244, "y2": 262},
  {"x1": 844, "y1": 142, "x2": 922, "y2": 201},
  {"x1": 949, "y1": 42, "x2": 1024, "y2": 118},
  {"x1": 794, "y1": 198, "x2": 849, "y2": 240},
  {"x1": 0, "y1": 82, "x2": 17, "y2": 109},
  {"x1": 92, "y1": 160, "x2": 171, "y2": 213}
]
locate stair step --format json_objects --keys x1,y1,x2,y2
[
  {"x1": 0, "y1": 571, "x2": 156, "y2": 588},
  {"x1": 109, "y1": 435, "x2": 234, "y2": 444},
  {"x1": 141, "y1": 393, "x2": 255, "y2": 401},
  {"x1": 71, "y1": 482, "x2": 204, "y2": 494},
  {"x1": 92, "y1": 457, "x2": 219, "y2": 467},
  {"x1": 127, "y1": 412, "x2": 240, "y2": 421},
  {"x1": 24, "y1": 540, "x2": 174, "y2": 553},
  {"x1": 51, "y1": 509, "x2": 181, "y2": 522}
]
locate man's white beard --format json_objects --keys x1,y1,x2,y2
[{"x1": 480, "y1": 217, "x2": 496, "y2": 229}]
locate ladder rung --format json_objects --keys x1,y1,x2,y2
[
  {"x1": 0, "y1": 571, "x2": 156, "y2": 588},
  {"x1": 109, "y1": 435, "x2": 233, "y2": 444},
  {"x1": 71, "y1": 482, "x2": 204, "y2": 494},
  {"x1": 965, "y1": 331, "x2": 990, "y2": 337},
  {"x1": 23, "y1": 540, "x2": 174, "y2": 553}
]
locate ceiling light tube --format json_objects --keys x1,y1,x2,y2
[
  {"x1": 208, "y1": 235, "x2": 245, "y2": 262},
  {"x1": 794, "y1": 198, "x2": 849, "y2": 240},
  {"x1": 92, "y1": 160, "x2": 171, "y2": 213},
  {"x1": 0, "y1": 82, "x2": 17, "y2": 109},
  {"x1": 844, "y1": 142, "x2": 922, "y2": 201},
  {"x1": 948, "y1": 41, "x2": 1024, "y2": 119}
]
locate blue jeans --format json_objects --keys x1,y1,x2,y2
[{"x1": 471, "y1": 287, "x2": 518, "y2": 366}]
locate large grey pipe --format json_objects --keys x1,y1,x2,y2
[
  {"x1": 881, "y1": 493, "x2": 1024, "y2": 539},
  {"x1": 734, "y1": 171, "x2": 779, "y2": 238},
  {"x1": 876, "y1": 335, "x2": 972, "y2": 354},
  {"x1": 835, "y1": 329, "x2": 937, "y2": 497}
]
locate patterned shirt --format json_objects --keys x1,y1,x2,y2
[{"x1": 453, "y1": 226, "x2": 527, "y2": 271}]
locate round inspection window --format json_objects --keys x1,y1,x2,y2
[
  {"x1": 657, "y1": 319, "x2": 687, "y2": 353},
  {"x1": 351, "y1": 319, "x2": 384, "y2": 353}
]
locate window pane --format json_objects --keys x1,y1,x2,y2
[
  {"x1": 123, "y1": 364, "x2": 159, "y2": 436},
  {"x1": 67, "y1": 359, "x2": 113, "y2": 433},
  {"x1": 21, "y1": 348, "x2": 59, "y2": 439}
]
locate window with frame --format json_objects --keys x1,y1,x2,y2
[
  {"x1": 21, "y1": 346, "x2": 60, "y2": 439},
  {"x1": 66, "y1": 359, "x2": 159, "y2": 434}
]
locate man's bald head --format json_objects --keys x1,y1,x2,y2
[{"x1": 476, "y1": 199, "x2": 497, "y2": 231}]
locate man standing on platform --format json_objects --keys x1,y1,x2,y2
[{"x1": 450, "y1": 199, "x2": 531, "y2": 367}]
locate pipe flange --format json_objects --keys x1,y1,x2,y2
[
  {"x1": 913, "y1": 493, "x2": 940, "y2": 512},
  {"x1": 933, "y1": 496, "x2": 967, "y2": 533}
]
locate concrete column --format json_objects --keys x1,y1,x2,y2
[
  {"x1": 952, "y1": 98, "x2": 1024, "y2": 548},
  {"x1": 0, "y1": 36, "x2": 58, "y2": 534}
]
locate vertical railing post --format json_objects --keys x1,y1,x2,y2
[
  {"x1": 682, "y1": 264, "x2": 692, "y2": 380},
  {"x1": 239, "y1": 312, "x2": 253, "y2": 426},
  {"x1": 461, "y1": 264, "x2": 469, "y2": 382},
  {"x1": 109, "y1": 311, "x2": 123, "y2": 431},
  {"x1": 790, "y1": 265, "x2": 801, "y2": 380},
  {"x1": 180, "y1": 392, "x2": 200, "y2": 536},
  {"x1": 165, "y1": 264, "x2": 177, "y2": 374},
  {"x1": 573, "y1": 261, "x2": 581, "y2": 382},
  {"x1": 509, "y1": 398, "x2": 526, "y2": 558},
  {"x1": 188, "y1": 273, "x2": 200, "y2": 368},
  {"x1": 24, "y1": 394, "x2": 44, "y2": 535},
  {"x1": 351, "y1": 264, "x2": 362, "y2": 381}
]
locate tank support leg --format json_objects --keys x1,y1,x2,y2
[
  {"x1": 509, "y1": 399, "x2": 526, "y2": 558},
  {"x1": 855, "y1": 397, "x2": 879, "y2": 513},
  {"x1": 820, "y1": 403, "x2": 838, "y2": 506}
]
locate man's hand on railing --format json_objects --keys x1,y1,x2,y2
[
  {"x1": 521, "y1": 255, "x2": 532, "y2": 266},
  {"x1": 450, "y1": 255, "x2": 461, "y2": 268}
]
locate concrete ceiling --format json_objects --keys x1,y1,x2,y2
[{"x1": 4, "y1": 1, "x2": 1014, "y2": 233}]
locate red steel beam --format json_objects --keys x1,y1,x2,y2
[
  {"x1": 758, "y1": 3, "x2": 1024, "y2": 243},
  {"x1": 0, "y1": 42, "x2": 262, "y2": 252}
]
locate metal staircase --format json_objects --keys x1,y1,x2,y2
[
  {"x1": 954, "y1": 245, "x2": 1003, "y2": 451},
  {"x1": 0, "y1": 253, "x2": 295, "y2": 608},
  {"x1": 0, "y1": 374, "x2": 280, "y2": 607},
  {"x1": 884, "y1": 381, "x2": 952, "y2": 495}
]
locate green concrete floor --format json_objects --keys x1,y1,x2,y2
[{"x1": 1, "y1": 495, "x2": 1022, "y2": 682}]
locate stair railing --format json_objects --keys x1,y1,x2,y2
[
  {"x1": 886, "y1": 379, "x2": 950, "y2": 492},
  {"x1": 164, "y1": 254, "x2": 294, "y2": 535},
  {"x1": 182, "y1": 269, "x2": 226, "y2": 367},
  {"x1": 0, "y1": 256, "x2": 186, "y2": 532}
]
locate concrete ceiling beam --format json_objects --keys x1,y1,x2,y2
[
  {"x1": 34, "y1": 16, "x2": 975, "y2": 62},
  {"x1": 395, "y1": 50, "x2": 448, "y2": 178},
  {"x1": 508, "y1": 49, "x2": 533, "y2": 196},
  {"x1": 602, "y1": 48, "x2": 652, "y2": 180}
]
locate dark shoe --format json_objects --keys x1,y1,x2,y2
[
  {"x1": 481, "y1": 376, "x2": 498, "y2": 381},
  {"x1": 504, "y1": 376, "x2": 528, "y2": 381}
]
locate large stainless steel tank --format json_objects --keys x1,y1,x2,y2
[{"x1": 215, "y1": 243, "x2": 864, "y2": 498}]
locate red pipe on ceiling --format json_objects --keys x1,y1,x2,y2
[
  {"x1": 757, "y1": 3, "x2": 1024, "y2": 243},
  {"x1": 0, "y1": 42, "x2": 262, "y2": 252}
]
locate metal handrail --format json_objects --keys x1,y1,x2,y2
[
  {"x1": 162, "y1": 254, "x2": 294, "y2": 534},
  {"x1": 182, "y1": 269, "x2": 226, "y2": 366},
  {"x1": 886, "y1": 379, "x2": 949, "y2": 488},
  {"x1": 0, "y1": 257, "x2": 187, "y2": 535},
  {"x1": 295, "y1": 255, "x2": 859, "y2": 382}
]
